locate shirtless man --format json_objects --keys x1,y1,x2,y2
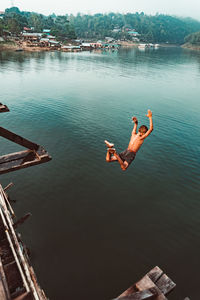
[{"x1": 105, "y1": 110, "x2": 153, "y2": 171}]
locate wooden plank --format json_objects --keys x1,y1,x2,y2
[
  {"x1": 0, "y1": 104, "x2": 9, "y2": 113},
  {"x1": 0, "y1": 239, "x2": 13, "y2": 265},
  {"x1": 3, "y1": 261, "x2": 23, "y2": 294},
  {"x1": 115, "y1": 287, "x2": 158, "y2": 300},
  {"x1": 0, "y1": 149, "x2": 51, "y2": 175},
  {"x1": 136, "y1": 276, "x2": 167, "y2": 300},
  {"x1": 156, "y1": 274, "x2": 176, "y2": 296},
  {"x1": 4, "y1": 183, "x2": 14, "y2": 192},
  {"x1": 0, "y1": 127, "x2": 39, "y2": 150},
  {"x1": 0, "y1": 226, "x2": 6, "y2": 241},
  {"x1": 14, "y1": 213, "x2": 31, "y2": 229},
  {"x1": 0, "y1": 257, "x2": 10, "y2": 299},
  {"x1": 14, "y1": 291, "x2": 33, "y2": 300},
  {"x1": 118, "y1": 283, "x2": 138, "y2": 298},
  {"x1": 147, "y1": 267, "x2": 163, "y2": 283},
  {"x1": 0, "y1": 150, "x2": 32, "y2": 164},
  {"x1": 136, "y1": 275, "x2": 155, "y2": 290},
  {"x1": 10, "y1": 287, "x2": 26, "y2": 298},
  {"x1": 0, "y1": 278, "x2": 8, "y2": 300}
]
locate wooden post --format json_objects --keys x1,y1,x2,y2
[
  {"x1": 0, "y1": 127, "x2": 39, "y2": 151},
  {"x1": 4, "y1": 182, "x2": 14, "y2": 192}
]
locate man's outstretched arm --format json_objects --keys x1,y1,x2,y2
[{"x1": 141, "y1": 110, "x2": 153, "y2": 139}]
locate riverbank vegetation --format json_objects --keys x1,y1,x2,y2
[
  {"x1": 0, "y1": 7, "x2": 76, "y2": 40},
  {"x1": 70, "y1": 13, "x2": 200, "y2": 44},
  {"x1": 183, "y1": 31, "x2": 200, "y2": 50},
  {"x1": 1, "y1": 7, "x2": 200, "y2": 44},
  {"x1": 184, "y1": 31, "x2": 200, "y2": 45}
]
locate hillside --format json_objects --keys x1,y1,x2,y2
[
  {"x1": 70, "y1": 13, "x2": 200, "y2": 44},
  {"x1": 1, "y1": 7, "x2": 200, "y2": 44}
]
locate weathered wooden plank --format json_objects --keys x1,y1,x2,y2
[
  {"x1": 115, "y1": 287, "x2": 158, "y2": 300},
  {"x1": 147, "y1": 266, "x2": 163, "y2": 283},
  {"x1": 156, "y1": 274, "x2": 176, "y2": 296},
  {"x1": 3, "y1": 261, "x2": 23, "y2": 294},
  {"x1": 0, "y1": 127, "x2": 39, "y2": 150},
  {"x1": 14, "y1": 213, "x2": 31, "y2": 229},
  {"x1": 118, "y1": 284, "x2": 138, "y2": 298},
  {"x1": 10, "y1": 287, "x2": 26, "y2": 298},
  {"x1": 0, "y1": 257, "x2": 10, "y2": 299},
  {"x1": 0, "y1": 278, "x2": 8, "y2": 300},
  {"x1": 136, "y1": 275, "x2": 155, "y2": 291},
  {"x1": 136, "y1": 276, "x2": 167, "y2": 300},
  {"x1": 0, "y1": 149, "x2": 51, "y2": 175},
  {"x1": 14, "y1": 291, "x2": 33, "y2": 300},
  {"x1": 0, "y1": 150, "x2": 33, "y2": 164},
  {"x1": 0, "y1": 239, "x2": 13, "y2": 265},
  {"x1": 0, "y1": 226, "x2": 6, "y2": 241},
  {"x1": 4, "y1": 183, "x2": 14, "y2": 192},
  {"x1": 0, "y1": 104, "x2": 9, "y2": 113}
]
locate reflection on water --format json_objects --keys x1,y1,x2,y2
[{"x1": 0, "y1": 47, "x2": 200, "y2": 300}]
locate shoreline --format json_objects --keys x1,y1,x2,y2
[
  {"x1": 0, "y1": 41, "x2": 182, "y2": 53},
  {"x1": 182, "y1": 43, "x2": 200, "y2": 51},
  {"x1": 0, "y1": 42, "x2": 56, "y2": 52}
]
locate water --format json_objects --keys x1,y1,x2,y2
[{"x1": 0, "y1": 47, "x2": 200, "y2": 300}]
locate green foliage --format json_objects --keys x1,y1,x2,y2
[
  {"x1": 4, "y1": 7, "x2": 28, "y2": 33},
  {"x1": 28, "y1": 13, "x2": 44, "y2": 32},
  {"x1": 0, "y1": 7, "x2": 200, "y2": 44},
  {"x1": 50, "y1": 15, "x2": 76, "y2": 40},
  {"x1": 184, "y1": 31, "x2": 200, "y2": 45},
  {"x1": 0, "y1": 20, "x2": 4, "y2": 36},
  {"x1": 5, "y1": 7, "x2": 21, "y2": 15},
  {"x1": 71, "y1": 12, "x2": 200, "y2": 44},
  {"x1": 0, "y1": 7, "x2": 76, "y2": 39}
]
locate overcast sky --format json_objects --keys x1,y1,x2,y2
[{"x1": 1, "y1": 0, "x2": 200, "y2": 20}]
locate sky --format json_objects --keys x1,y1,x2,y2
[{"x1": 1, "y1": 0, "x2": 200, "y2": 20}]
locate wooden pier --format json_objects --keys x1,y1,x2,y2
[
  {"x1": 0, "y1": 103, "x2": 50, "y2": 299},
  {"x1": 0, "y1": 183, "x2": 47, "y2": 300},
  {"x1": 114, "y1": 266, "x2": 176, "y2": 300},
  {"x1": 0, "y1": 104, "x2": 51, "y2": 175}
]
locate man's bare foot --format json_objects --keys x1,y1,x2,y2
[
  {"x1": 108, "y1": 148, "x2": 116, "y2": 154},
  {"x1": 104, "y1": 140, "x2": 114, "y2": 148}
]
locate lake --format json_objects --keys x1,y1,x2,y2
[{"x1": 0, "y1": 47, "x2": 200, "y2": 300}]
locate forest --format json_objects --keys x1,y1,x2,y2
[
  {"x1": 70, "y1": 13, "x2": 200, "y2": 44},
  {"x1": 184, "y1": 31, "x2": 200, "y2": 45},
  {"x1": 1, "y1": 7, "x2": 200, "y2": 44},
  {"x1": 0, "y1": 7, "x2": 76, "y2": 40}
]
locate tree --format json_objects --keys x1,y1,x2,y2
[
  {"x1": 7, "y1": 18, "x2": 21, "y2": 34},
  {"x1": 28, "y1": 13, "x2": 44, "y2": 32},
  {"x1": 5, "y1": 7, "x2": 21, "y2": 15}
]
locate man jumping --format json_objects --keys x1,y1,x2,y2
[{"x1": 105, "y1": 109, "x2": 153, "y2": 171}]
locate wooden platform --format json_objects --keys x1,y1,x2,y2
[
  {"x1": 115, "y1": 266, "x2": 176, "y2": 300},
  {"x1": 0, "y1": 127, "x2": 51, "y2": 174},
  {"x1": 0, "y1": 184, "x2": 47, "y2": 300},
  {"x1": 0, "y1": 147, "x2": 51, "y2": 174},
  {"x1": 0, "y1": 103, "x2": 9, "y2": 113}
]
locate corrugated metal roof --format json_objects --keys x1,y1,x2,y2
[{"x1": 22, "y1": 33, "x2": 42, "y2": 37}]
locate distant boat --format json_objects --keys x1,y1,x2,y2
[
  {"x1": 138, "y1": 43, "x2": 160, "y2": 50},
  {"x1": 15, "y1": 48, "x2": 24, "y2": 52},
  {"x1": 61, "y1": 45, "x2": 81, "y2": 52},
  {"x1": 138, "y1": 43, "x2": 147, "y2": 49}
]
